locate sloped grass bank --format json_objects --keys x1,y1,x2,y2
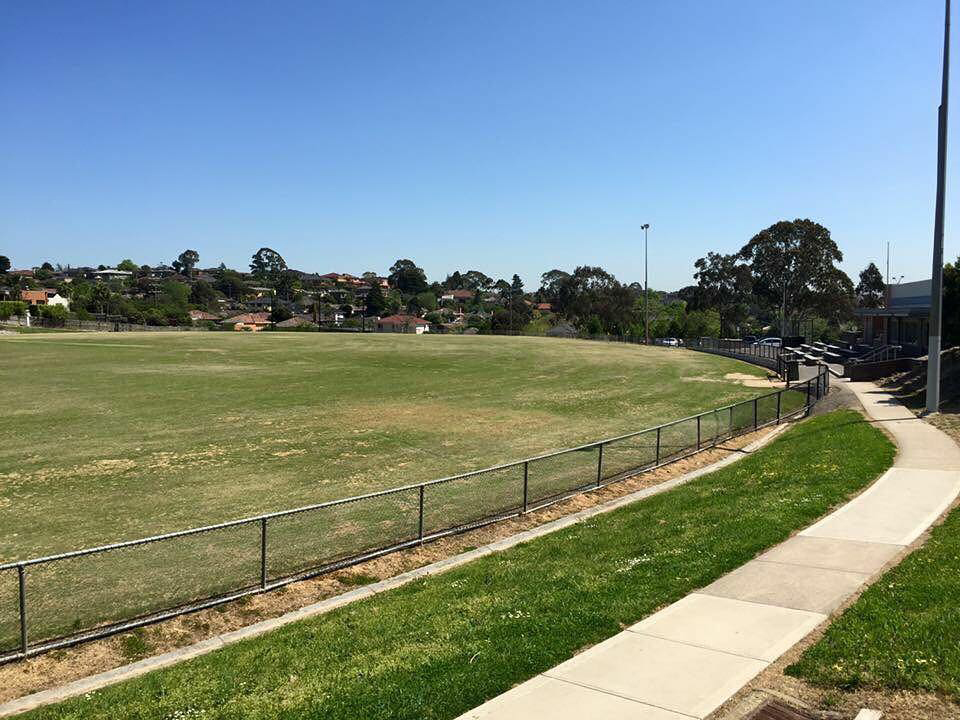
[
  {"x1": 788, "y1": 498, "x2": 960, "y2": 699},
  {"x1": 23, "y1": 409, "x2": 893, "y2": 720}
]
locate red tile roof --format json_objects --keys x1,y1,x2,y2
[
  {"x1": 222, "y1": 312, "x2": 271, "y2": 325},
  {"x1": 378, "y1": 314, "x2": 428, "y2": 326}
]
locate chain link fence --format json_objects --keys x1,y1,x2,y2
[{"x1": 0, "y1": 352, "x2": 830, "y2": 663}]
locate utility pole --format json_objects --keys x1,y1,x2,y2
[
  {"x1": 641, "y1": 224, "x2": 650, "y2": 343},
  {"x1": 886, "y1": 241, "x2": 890, "y2": 286},
  {"x1": 927, "y1": 0, "x2": 951, "y2": 415}
]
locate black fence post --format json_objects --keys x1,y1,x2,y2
[
  {"x1": 753, "y1": 397, "x2": 759, "y2": 430},
  {"x1": 596, "y1": 443, "x2": 604, "y2": 487},
  {"x1": 655, "y1": 427, "x2": 661, "y2": 465},
  {"x1": 776, "y1": 391, "x2": 782, "y2": 425},
  {"x1": 18, "y1": 564, "x2": 27, "y2": 656},
  {"x1": 259, "y1": 518, "x2": 268, "y2": 589},
  {"x1": 418, "y1": 485, "x2": 425, "y2": 542},
  {"x1": 729, "y1": 405, "x2": 734, "y2": 437},
  {"x1": 522, "y1": 461, "x2": 529, "y2": 512},
  {"x1": 696, "y1": 415, "x2": 701, "y2": 450},
  {"x1": 806, "y1": 379, "x2": 812, "y2": 414}
]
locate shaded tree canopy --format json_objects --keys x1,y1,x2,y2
[
  {"x1": 538, "y1": 269, "x2": 570, "y2": 302},
  {"x1": 856, "y1": 262, "x2": 886, "y2": 308},
  {"x1": 250, "y1": 248, "x2": 287, "y2": 285},
  {"x1": 461, "y1": 270, "x2": 493, "y2": 291},
  {"x1": 739, "y1": 219, "x2": 853, "y2": 333},
  {"x1": 554, "y1": 266, "x2": 636, "y2": 335},
  {"x1": 364, "y1": 282, "x2": 387, "y2": 317},
  {"x1": 388, "y1": 258, "x2": 428, "y2": 295},
  {"x1": 693, "y1": 252, "x2": 752, "y2": 336},
  {"x1": 177, "y1": 250, "x2": 199, "y2": 277},
  {"x1": 0, "y1": 256, "x2": 10, "y2": 274},
  {"x1": 944, "y1": 255, "x2": 960, "y2": 347}
]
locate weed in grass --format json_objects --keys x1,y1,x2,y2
[
  {"x1": 337, "y1": 572, "x2": 379, "y2": 587},
  {"x1": 118, "y1": 631, "x2": 151, "y2": 661}
]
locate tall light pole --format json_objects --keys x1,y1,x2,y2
[
  {"x1": 927, "y1": 0, "x2": 950, "y2": 415},
  {"x1": 641, "y1": 224, "x2": 650, "y2": 344}
]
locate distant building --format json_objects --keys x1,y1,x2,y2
[
  {"x1": 92, "y1": 268, "x2": 133, "y2": 280},
  {"x1": 20, "y1": 289, "x2": 69, "y2": 307},
  {"x1": 377, "y1": 314, "x2": 430, "y2": 334},
  {"x1": 857, "y1": 279, "x2": 931, "y2": 353},
  {"x1": 221, "y1": 312, "x2": 271, "y2": 331},
  {"x1": 188, "y1": 309, "x2": 221, "y2": 323},
  {"x1": 276, "y1": 316, "x2": 318, "y2": 329}
]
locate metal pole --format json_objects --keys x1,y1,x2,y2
[
  {"x1": 927, "y1": 0, "x2": 950, "y2": 415},
  {"x1": 753, "y1": 397, "x2": 758, "y2": 430},
  {"x1": 418, "y1": 485, "x2": 425, "y2": 542},
  {"x1": 18, "y1": 564, "x2": 27, "y2": 654},
  {"x1": 596, "y1": 443, "x2": 604, "y2": 487},
  {"x1": 522, "y1": 461, "x2": 529, "y2": 512},
  {"x1": 696, "y1": 415, "x2": 701, "y2": 450},
  {"x1": 655, "y1": 427, "x2": 661, "y2": 465},
  {"x1": 776, "y1": 390, "x2": 782, "y2": 425},
  {"x1": 642, "y1": 224, "x2": 650, "y2": 344},
  {"x1": 259, "y1": 518, "x2": 267, "y2": 589}
]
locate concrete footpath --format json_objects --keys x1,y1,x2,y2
[{"x1": 459, "y1": 382, "x2": 960, "y2": 720}]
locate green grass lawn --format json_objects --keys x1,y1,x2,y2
[
  {"x1": 18, "y1": 409, "x2": 894, "y2": 720},
  {"x1": 787, "y1": 496, "x2": 960, "y2": 699},
  {"x1": 0, "y1": 332, "x2": 773, "y2": 562}
]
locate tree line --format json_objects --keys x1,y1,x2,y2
[{"x1": 2, "y1": 218, "x2": 959, "y2": 343}]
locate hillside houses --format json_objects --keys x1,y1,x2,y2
[{"x1": 1, "y1": 256, "x2": 521, "y2": 333}]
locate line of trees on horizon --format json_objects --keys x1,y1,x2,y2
[{"x1": 2, "y1": 218, "x2": 959, "y2": 343}]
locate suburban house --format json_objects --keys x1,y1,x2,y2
[
  {"x1": 20, "y1": 289, "x2": 70, "y2": 307},
  {"x1": 188, "y1": 309, "x2": 221, "y2": 323},
  {"x1": 221, "y1": 312, "x2": 271, "y2": 331},
  {"x1": 276, "y1": 315, "x2": 318, "y2": 329},
  {"x1": 92, "y1": 268, "x2": 133, "y2": 281},
  {"x1": 441, "y1": 288, "x2": 474, "y2": 304},
  {"x1": 857, "y1": 279, "x2": 931, "y2": 353},
  {"x1": 377, "y1": 314, "x2": 430, "y2": 334}
]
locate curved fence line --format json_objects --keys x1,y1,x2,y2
[{"x1": 0, "y1": 352, "x2": 830, "y2": 664}]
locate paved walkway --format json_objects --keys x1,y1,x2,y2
[{"x1": 459, "y1": 382, "x2": 960, "y2": 720}]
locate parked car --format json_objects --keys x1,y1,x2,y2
[
  {"x1": 752, "y1": 337, "x2": 782, "y2": 348},
  {"x1": 656, "y1": 337, "x2": 680, "y2": 347},
  {"x1": 742, "y1": 335, "x2": 758, "y2": 344}
]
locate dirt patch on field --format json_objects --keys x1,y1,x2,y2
[
  {"x1": 0, "y1": 425, "x2": 779, "y2": 703},
  {"x1": 681, "y1": 373, "x2": 780, "y2": 389},
  {"x1": 725, "y1": 372, "x2": 779, "y2": 388}
]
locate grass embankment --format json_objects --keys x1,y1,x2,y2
[
  {"x1": 788, "y1": 500, "x2": 960, "y2": 699},
  {"x1": 0, "y1": 332, "x2": 770, "y2": 560},
  {"x1": 21, "y1": 409, "x2": 893, "y2": 720}
]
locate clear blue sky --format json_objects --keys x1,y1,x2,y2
[{"x1": 1, "y1": 1, "x2": 957, "y2": 290}]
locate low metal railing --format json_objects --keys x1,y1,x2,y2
[{"x1": 0, "y1": 360, "x2": 830, "y2": 664}]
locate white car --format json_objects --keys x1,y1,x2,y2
[
  {"x1": 656, "y1": 337, "x2": 680, "y2": 347},
  {"x1": 752, "y1": 337, "x2": 782, "y2": 348}
]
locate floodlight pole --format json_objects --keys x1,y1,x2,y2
[
  {"x1": 927, "y1": 0, "x2": 951, "y2": 415},
  {"x1": 642, "y1": 223, "x2": 650, "y2": 344}
]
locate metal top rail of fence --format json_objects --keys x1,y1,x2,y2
[{"x1": 0, "y1": 345, "x2": 830, "y2": 664}]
